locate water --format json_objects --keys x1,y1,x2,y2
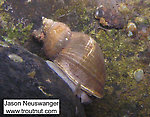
[{"x1": 0, "y1": 0, "x2": 150, "y2": 116}]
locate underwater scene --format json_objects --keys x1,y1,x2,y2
[{"x1": 0, "y1": 0, "x2": 150, "y2": 117}]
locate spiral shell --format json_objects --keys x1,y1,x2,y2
[
  {"x1": 41, "y1": 18, "x2": 106, "y2": 99},
  {"x1": 42, "y1": 17, "x2": 72, "y2": 58},
  {"x1": 54, "y1": 32, "x2": 105, "y2": 98}
]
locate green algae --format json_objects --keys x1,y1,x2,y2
[
  {"x1": 77, "y1": 0, "x2": 150, "y2": 116},
  {"x1": 2, "y1": 22, "x2": 33, "y2": 44},
  {"x1": 53, "y1": 0, "x2": 95, "y2": 32},
  {"x1": 85, "y1": 28, "x2": 150, "y2": 116},
  {"x1": 84, "y1": 0, "x2": 150, "y2": 116},
  {"x1": 0, "y1": 40, "x2": 9, "y2": 47},
  {"x1": 0, "y1": 0, "x2": 6, "y2": 5},
  {"x1": 1, "y1": 20, "x2": 33, "y2": 45},
  {"x1": 0, "y1": 2, "x2": 33, "y2": 45}
]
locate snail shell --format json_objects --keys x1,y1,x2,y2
[
  {"x1": 42, "y1": 17, "x2": 72, "y2": 58},
  {"x1": 54, "y1": 32, "x2": 105, "y2": 98},
  {"x1": 40, "y1": 17, "x2": 106, "y2": 102}
]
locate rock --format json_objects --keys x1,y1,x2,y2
[{"x1": 0, "y1": 42, "x2": 85, "y2": 117}]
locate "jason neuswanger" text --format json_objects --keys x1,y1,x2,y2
[{"x1": 4, "y1": 100, "x2": 58, "y2": 107}]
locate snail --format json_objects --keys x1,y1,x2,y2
[{"x1": 33, "y1": 17, "x2": 106, "y2": 103}]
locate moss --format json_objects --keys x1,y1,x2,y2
[
  {"x1": 85, "y1": 24, "x2": 149, "y2": 116},
  {"x1": 1, "y1": 21, "x2": 33, "y2": 45},
  {"x1": 0, "y1": 0, "x2": 6, "y2": 5},
  {"x1": 84, "y1": 1, "x2": 149, "y2": 115},
  {"x1": 89, "y1": 10, "x2": 149, "y2": 116},
  {"x1": 53, "y1": 0, "x2": 95, "y2": 32},
  {"x1": 0, "y1": 2, "x2": 33, "y2": 45},
  {"x1": 0, "y1": 40, "x2": 9, "y2": 47},
  {"x1": 3, "y1": 23, "x2": 33, "y2": 44}
]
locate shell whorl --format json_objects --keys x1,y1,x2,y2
[
  {"x1": 54, "y1": 32, "x2": 105, "y2": 98},
  {"x1": 42, "y1": 17, "x2": 54, "y2": 34},
  {"x1": 41, "y1": 18, "x2": 106, "y2": 99},
  {"x1": 42, "y1": 17, "x2": 72, "y2": 59}
]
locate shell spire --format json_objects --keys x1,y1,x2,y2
[
  {"x1": 42, "y1": 18, "x2": 72, "y2": 59},
  {"x1": 42, "y1": 17, "x2": 54, "y2": 34},
  {"x1": 34, "y1": 17, "x2": 106, "y2": 102}
]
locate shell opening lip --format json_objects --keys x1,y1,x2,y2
[
  {"x1": 55, "y1": 61, "x2": 103, "y2": 98},
  {"x1": 81, "y1": 84, "x2": 103, "y2": 99}
]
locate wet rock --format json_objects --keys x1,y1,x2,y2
[
  {"x1": 138, "y1": 46, "x2": 150, "y2": 65},
  {"x1": 95, "y1": 0, "x2": 126, "y2": 29},
  {"x1": 3, "y1": 0, "x2": 97, "y2": 30},
  {"x1": 0, "y1": 42, "x2": 85, "y2": 117}
]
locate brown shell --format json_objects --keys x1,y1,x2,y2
[
  {"x1": 54, "y1": 32, "x2": 106, "y2": 98},
  {"x1": 42, "y1": 18, "x2": 72, "y2": 58}
]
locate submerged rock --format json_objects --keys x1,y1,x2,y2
[
  {"x1": 95, "y1": 0, "x2": 126, "y2": 29},
  {"x1": 0, "y1": 42, "x2": 85, "y2": 117}
]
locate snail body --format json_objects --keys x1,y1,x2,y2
[{"x1": 35, "y1": 17, "x2": 106, "y2": 103}]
